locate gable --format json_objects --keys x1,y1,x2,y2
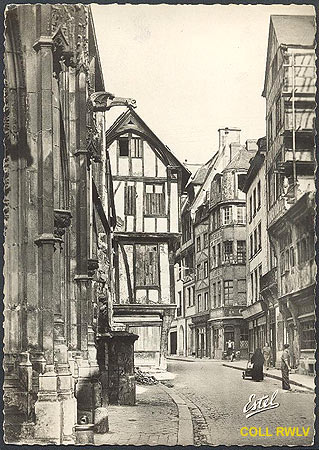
[{"x1": 106, "y1": 108, "x2": 191, "y2": 186}]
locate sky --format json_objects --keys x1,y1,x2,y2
[{"x1": 92, "y1": 3, "x2": 315, "y2": 166}]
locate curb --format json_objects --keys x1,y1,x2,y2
[
  {"x1": 222, "y1": 363, "x2": 314, "y2": 391},
  {"x1": 160, "y1": 384, "x2": 194, "y2": 446}
]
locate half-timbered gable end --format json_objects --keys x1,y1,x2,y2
[{"x1": 106, "y1": 108, "x2": 190, "y2": 368}]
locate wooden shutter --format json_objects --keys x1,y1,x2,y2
[
  {"x1": 124, "y1": 185, "x2": 136, "y2": 215},
  {"x1": 136, "y1": 244, "x2": 159, "y2": 286}
]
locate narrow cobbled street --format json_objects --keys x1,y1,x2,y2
[{"x1": 166, "y1": 360, "x2": 314, "y2": 446}]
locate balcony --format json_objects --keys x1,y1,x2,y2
[
  {"x1": 260, "y1": 268, "x2": 278, "y2": 302},
  {"x1": 209, "y1": 305, "x2": 244, "y2": 321}
]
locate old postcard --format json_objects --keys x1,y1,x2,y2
[{"x1": 2, "y1": 2, "x2": 316, "y2": 446}]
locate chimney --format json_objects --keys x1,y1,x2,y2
[
  {"x1": 218, "y1": 127, "x2": 241, "y2": 167},
  {"x1": 246, "y1": 139, "x2": 258, "y2": 153}
]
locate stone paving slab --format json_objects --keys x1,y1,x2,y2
[{"x1": 94, "y1": 384, "x2": 179, "y2": 446}]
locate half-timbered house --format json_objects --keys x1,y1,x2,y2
[{"x1": 106, "y1": 109, "x2": 190, "y2": 369}]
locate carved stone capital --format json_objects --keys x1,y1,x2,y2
[
  {"x1": 88, "y1": 258, "x2": 99, "y2": 278},
  {"x1": 54, "y1": 209, "x2": 72, "y2": 239}
]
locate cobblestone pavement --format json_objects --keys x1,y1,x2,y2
[
  {"x1": 167, "y1": 360, "x2": 315, "y2": 446},
  {"x1": 94, "y1": 384, "x2": 178, "y2": 446}
]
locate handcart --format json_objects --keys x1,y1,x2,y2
[{"x1": 242, "y1": 361, "x2": 253, "y2": 379}]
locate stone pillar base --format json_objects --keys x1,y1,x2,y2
[
  {"x1": 34, "y1": 371, "x2": 61, "y2": 443},
  {"x1": 94, "y1": 407, "x2": 109, "y2": 433}
]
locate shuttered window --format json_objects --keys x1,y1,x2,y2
[
  {"x1": 144, "y1": 184, "x2": 165, "y2": 216},
  {"x1": 124, "y1": 185, "x2": 136, "y2": 215},
  {"x1": 130, "y1": 138, "x2": 143, "y2": 158},
  {"x1": 136, "y1": 244, "x2": 159, "y2": 286}
]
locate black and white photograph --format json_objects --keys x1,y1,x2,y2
[{"x1": 2, "y1": 2, "x2": 317, "y2": 446}]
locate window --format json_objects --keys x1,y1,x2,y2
[
  {"x1": 237, "y1": 240, "x2": 246, "y2": 264},
  {"x1": 267, "y1": 114, "x2": 273, "y2": 147},
  {"x1": 197, "y1": 294, "x2": 202, "y2": 311},
  {"x1": 254, "y1": 269, "x2": 258, "y2": 301},
  {"x1": 238, "y1": 279, "x2": 246, "y2": 295},
  {"x1": 250, "y1": 273, "x2": 254, "y2": 302},
  {"x1": 217, "y1": 243, "x2": 221, "y2": 266},
  {"x1": 224, "y1": 280, "x2": 234, "y2": 305},
  {"x1": 213, "y1": 283, "x2": 216, "y2": 308},
  {"x1": 217, "y1": 281, "x2": 221, "y2": 306},
  {"x1": 124, "y1": 185, "x2": 136, "y2": 215},
  {"x1": 197, "y1": 264, "x2": 201, "y2": 280},
  {"x1": 223, "y1": 206, "x2": 232, "y2": 225},
  {"x1": 145, "y1": 184, "x2": 165, "y2": 216},
  {"x1": 258, "y1": 222, "x2": 262, "y2": 250},
  {"x1": 182, "y1": 213, "x2": 192, "y2": 244},
  {"x1": 223, "y1": 241, "x2": 233, "y2": 263},
  {"x1": 136, "y1": 244, "x2": 159, "y2": 287},
  {"x1": 254, "y1": 228, "x2": 258, "y2": 254},
  {"x1": 130, "y1": 137, "x2": 143, "y2": 158},
  {"x1": 275, "y1": 96, "x2": 282, "y2": 134},
  {"x1": 204, "y1": 292, "x2": 208, "y2": 310},
  {"x1": 203, "y1": 232, "x2": 208, "y2": 248},
  {"x1": 119, "y1": 137, "x2": 129, "y2": 156},
  {"x1": 297, "y1": 236, "x2": 309, "y2": 264},
  {"x1": 290, "y1": 246, "x2": 295, "y2": 268},
  {"x1": 257, "y1": 181, "x2": 261, "y2": 209},
  {"x1": 177, "y1": 291, "x2": 182, "y2": 316},
  {"x1": 196, "y1": 236, "x2": 201, "y2": 252},
  {"x1": 249, "y1": 196, "x2": 252, "y2": 223},
  {"x1": 258, "y1": 265, "x2": 262, "y2": 287},
  {"x1": 253, "y1": 188, "x2": 256, "y2": 217},
  {"x1": 204, "y1": 261, "x2": 208, "y2": 278},
  {"x1": 212, "y1": 246, "x2": 216, "y2": 268},
  {"x1": 237, "y1": 206, "x2": 245, "y2": 224},
  {"x1": 300, "y1": 320, "x2": 315, "y2": 350},
  {"x1": 250, "y1": 234, "x2": 253, "y2": 258}
]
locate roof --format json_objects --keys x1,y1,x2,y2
[
  {"x1": 191, "y1": 153, "x2": 218, "y2": 185},
  {"x1": 106, "y1": 108, "x2": 191, "y2": 187},
  {"x1": 223, "y1": 146, "x2": 257, "y2": 171},
  {"x1": 262, "y1": 15, "x2": 315, "y2": 97},
  {"x1": 271, "y1": 15, "x2": 315, "y2": 47}
]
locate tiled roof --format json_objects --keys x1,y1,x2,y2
[
  {"x1": 223, "y1": 147, "x2": 256, "y2": 171},
  {"x1": 271, "y1": 15, "x2": 315, "y2": 47}
]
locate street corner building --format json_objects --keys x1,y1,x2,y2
[
  {"x1": 3, "y1": 4, "x2": 147, "y2": 444},
  {"x1": 106, "y1": 109, "x2": 190, "y2": 370},
  {"x1": 169, "y1": 14, "x2": 316, "y2": 376}
]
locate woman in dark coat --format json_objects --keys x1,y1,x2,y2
[
  {"x1": 251, "y1": 348, "x2": 264, "y2": 381},
  {"x1": 281, "y1": 343, "x2": 291, "y2": 390}
]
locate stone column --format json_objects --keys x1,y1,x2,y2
[
  {"x1": 32, "y1": 10, "x2": 62, "y2": 440},
  {"x1": 159, "y1": 308, "x2": 175, "y2": 370}
]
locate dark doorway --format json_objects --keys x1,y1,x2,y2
[{"x1": 170, "y1": 331, "x2": 177, "y2": 355}]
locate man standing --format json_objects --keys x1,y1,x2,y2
[{"x1": 262, "y1": 342, "x2": 272, "y2": 370}]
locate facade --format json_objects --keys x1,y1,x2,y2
[
  {"x1": 261, "y1": 15, "x2": 316, "y2": 373},
  {"x1": 170, "y1": 189, "x2": 196, "y2": 357},
  {"x1": 105, "y1": 109, "x2": 190, "y2": 369},
  {"x1": 242, "y1": 137, "x2": 274, "y2": 360},
  {"x1": 3, "y1": 4, "x2": 120, "y2": 443},
  {"x1": 208, "y1": 139, "x2": 257, "y2": 360},
  {"x1": 169, "y1": 128, "x2": 258, "y2": 359}
]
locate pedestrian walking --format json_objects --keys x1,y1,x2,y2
[
  {"x1": 281, "y1": 343, "x2": 292, "y2": 391},
  {"x1": 251, "y1": 348, "x2": 264, "y2": 381},
  {"x1": 262, "y1": 342, "x2": 272, "y2": 370},
  {"x1": 226, "y1": 339, "x2": 234, "y2": 357}
]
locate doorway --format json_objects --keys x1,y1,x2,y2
[{"x1": 170, "y1": 331, "x2": 177, "y2": 355}]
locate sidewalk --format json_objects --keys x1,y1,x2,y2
[
  {"x1": 167, "y1": 355, "x2": 219, "y2": 363},
  {"x1": 223, "y1": 360, "x2": 315, "y2": 391},
  {"x1": 94, "y1": 383, "x2": 184, "y2": 446}
]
